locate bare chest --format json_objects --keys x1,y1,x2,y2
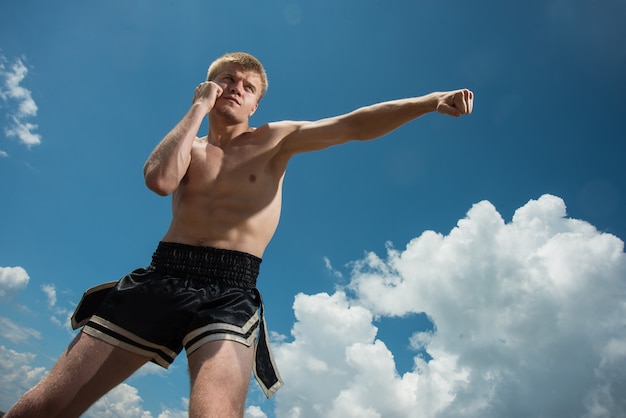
[{"x1": 185, "y1": 140, "x2": 277, "y2": 193}]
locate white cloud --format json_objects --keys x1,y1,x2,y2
[
  {"x1": 5, "y1": 116, "x2": 41, "y2": 147},
  {"x1": 0, "y1": 317, "x2": 41, "y2": 344},
  {"x1": 133, "y1": 361, "x2": 170, "y2": 379},
  {"x1": 84, "y1": 383, "x2": 153, "y2": 418},
  {"x1": 0, "y1": 266, "x2": 30, "y2": 298},
  {"x1": 0, "y1": 345, "x2": 187, "y2": 417},
  {"x1": 273, "y1": 292, "x2": 467, "y2": 418},
  {"x1": 156, "y1": 408, "x2": 187, "y2": 418},
  {"x1": 85, "y1": 383, "x2": 191, "y2": 418},
  {"x1": 245, "y1": 405, "x2": 269, "y2": 418},
  {"x1": 0, "y1": 345, "x2": 47, "y2": 411},
  {"x1": 41, "y1": 284, "x2": 57, "y2": 308},
  {"x1": 1, "y1": 195, "x2": 624, "y2": 417},
  {"x1": 274, "y1": 291, "x2": 378, "y2": 414},
  {"x1": 156, "y1": 398, "x2": 188, "y2": 418},
  {"x1": 324, "y1": 256, "x2": 343, "y2": 279},
  {"x1": 0, "y1": 55, "x2": 41, "y2": 147},
  {"x1": 272, "y1": 195, "x2": 626, "y2": 417}
]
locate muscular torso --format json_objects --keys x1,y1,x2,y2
[{"x1": 161, "y1": 124, "x2": 290, "y2": 258}]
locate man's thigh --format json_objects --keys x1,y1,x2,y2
[
  {"x1": 187, "y1": 340, "x2": 255, "y2": 418},
  {"x1": 8, "y1": 331, "x2": 149, "y2": 418}
]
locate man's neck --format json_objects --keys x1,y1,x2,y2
[{"x1": 207, "y1": 115, "x2": 250, "y2": 147}]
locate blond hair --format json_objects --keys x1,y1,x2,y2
[{"x1": 207, "y1": 52, "x2": 268, "y2": 99}]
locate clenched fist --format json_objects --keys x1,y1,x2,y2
[{"x1": 436, "y1": 89, "x2": 474, "y2": 117}]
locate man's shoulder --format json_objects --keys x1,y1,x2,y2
[
  {"x1": 245, "y1": 120, "x2": 305, "y2": 142},
  {"x1": 263, "y1": 120, "x2": 317, "y2": 142},
  {"x1": 235, "y1": 121, "x2": 307, "y2": 164}
]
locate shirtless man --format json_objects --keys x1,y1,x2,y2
[{"x1": 6, "y1": 52, "x2": 473, "y2": 418}]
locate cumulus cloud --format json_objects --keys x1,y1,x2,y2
[
  {"x1": 273, "y1": 292, "x2": 466, "y2": 418},
  {"x1": 0, "y1": 266, "x2": 30, "y2": 298},
  {"x1": 0, "y1": 54, "x2": 41, "y2": 147},
  {"x1": 84, "y1": 383, "x2": 153, "y2": 418},
  {"x1": 272, "y1": 195, "x2": 626, "y2": 417},
  {"x1": 245, "y1": 405, "x2": 269, "y2": 418},
  {"x1": 1, "y1": 195, "x2": 624, "y2": 417},
  {"x1": 69, "y1": 380, "x2": 189, "y2": 418}
]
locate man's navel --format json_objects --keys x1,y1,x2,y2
[{"x1": 249, "y1": 174, "x2": 257, "y2": 183}]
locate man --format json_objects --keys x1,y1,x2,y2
[{"x1": 6, "y1": 52, "x2": 473, "y2": 418}]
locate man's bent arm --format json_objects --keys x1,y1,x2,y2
[
  {"x1": 144, "y1": 83, "x2": 222, "y2": 195},
  {"x1": 143, "y1": 104, "x2": 205, "y2": 195},
  {"x1": 279, "y1": 89, "x2": 473, "y2": 155}
]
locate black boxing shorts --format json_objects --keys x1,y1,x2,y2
[{"x1": 70, "y1": 241, "x2": 283, "y2": 398}]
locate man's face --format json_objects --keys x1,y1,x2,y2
[{"x1": 211, "y1": 64, "x2": 262, "y2": 123}]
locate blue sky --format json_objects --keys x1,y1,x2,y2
[{"x1": 1, "y1": 1, "x2": 625, "y2": 417}]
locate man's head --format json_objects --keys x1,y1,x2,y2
[{"x1": 207, "y1": 52, "x2": 268, "y2": 100}]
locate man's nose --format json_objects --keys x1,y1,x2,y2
[{"x1": 230, "y1": 81, "x2": 243, "y2": 95}]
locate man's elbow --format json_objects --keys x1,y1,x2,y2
[{"x1": 144, "y1": 172, "x2": 176, "y2": 196}]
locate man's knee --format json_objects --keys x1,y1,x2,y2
[{"x1": 189, "y1": 389, "x2": 246, "y2": 418}]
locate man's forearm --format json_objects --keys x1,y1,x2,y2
[
  {"x1": 346, "y1": 93, "x2": 439, "y2": 141},
  {"x1": 143, "y1": 104, "x2": 206, "y2": 195}
]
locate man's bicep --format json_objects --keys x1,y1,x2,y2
[{"x1": 278, "y1": 116, "x2": 354, "y2": 155}]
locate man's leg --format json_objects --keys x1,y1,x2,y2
[
  {"x1": 187, "y1": 340, "x2": 255, "y2": 418},
  {"x1": 5, "y1": 330, "x2": 149, "y2": 418}
]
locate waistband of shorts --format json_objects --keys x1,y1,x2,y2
[{"x1": 149, "y1": 241, "x2": 261, "y2": 288}]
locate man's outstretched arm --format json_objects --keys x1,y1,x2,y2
[{"x1": 277, "y1": 89, "x2": 473, "y2": 155}]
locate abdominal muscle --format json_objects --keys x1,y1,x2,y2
[{"x1": 160, "y1": 169, "x2": 284, "y2": 259}]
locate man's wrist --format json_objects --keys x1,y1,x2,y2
[
  {"x1": 191, "y1": 101, "x2": 212, "y2": 116},
  {"x1": 423, "y1": 92, "x2": 440, "y2": 113}
]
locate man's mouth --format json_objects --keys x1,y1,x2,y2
[{"x1": 222, "y1": 96, "x2": 240, "y2": 105}]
